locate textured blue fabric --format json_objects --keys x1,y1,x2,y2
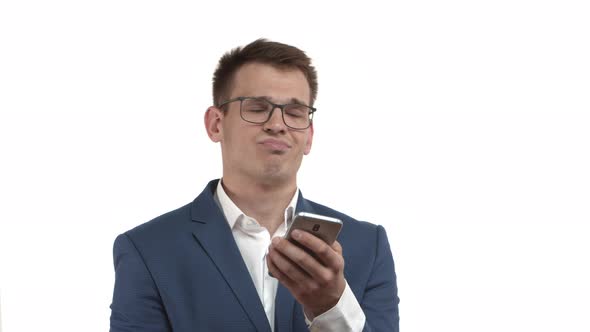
[{"x1": 110, "y1": 179, "x2": 399, "y2": 332}]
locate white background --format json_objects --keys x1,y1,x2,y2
[{"x1": 1, "y1": 0, "x2": 589, "y2": 331}]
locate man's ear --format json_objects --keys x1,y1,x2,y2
[
  {"x1": 204, "y1": 106, "x2": 224, "y2": 142},
  {"x1": 304, "y1": 123, "x2": 314, "y2": 155}
]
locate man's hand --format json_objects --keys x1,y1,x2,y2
[{"x1": 266, "y1": 229, "x2": 346, "y2": 319}]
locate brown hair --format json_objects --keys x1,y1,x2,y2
[{"x1": 212, "y1": 38, "x2": 318, "y2": 107}]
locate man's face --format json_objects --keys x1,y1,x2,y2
[{"x1": 206, "y1": 62, "x2": 314, "y2": 185}]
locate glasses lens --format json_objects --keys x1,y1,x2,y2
[
  {"x1": 240, "y1": 98, "x2": 312, "y2": 129},
  {"x1": 283, "y1": 104, "x2": 312, "y2": 129},
  {"x1": 241, "y1": 98, "x2": 272, "y2": 123}
]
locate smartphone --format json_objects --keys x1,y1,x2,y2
[{"x1": 284, "y1": 212, "x2": 343, "y2": 258}]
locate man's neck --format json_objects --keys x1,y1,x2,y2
[{"x1": 220, "y1": 175, "x2": 297, "y2": 234}]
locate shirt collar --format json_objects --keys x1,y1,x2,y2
[{"x1": 215, "y1": 179, "x2": 299, "y2": 231}]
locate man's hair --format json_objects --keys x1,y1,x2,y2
[{"x1": 212, "y1": 38, "x2": 318, "y2": 107}]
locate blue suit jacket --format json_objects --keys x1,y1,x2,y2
[{"x1": 110, "y1": 180, "x2": 399, "y2": 331}]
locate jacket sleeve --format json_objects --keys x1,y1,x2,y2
[
  {"x1": 110, "y1": 234, "x2": 172, "y2": 332},
  {"x1": 361, "y1": 225, "x2": 400, "y2": 332}
]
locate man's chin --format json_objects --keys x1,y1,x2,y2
[{"x1": 257, "y1": 163, "x2": 292, "y2": 183}]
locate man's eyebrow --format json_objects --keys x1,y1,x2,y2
[{"x1": 257, "y1": 96, "x2": 309, "y2": 106}]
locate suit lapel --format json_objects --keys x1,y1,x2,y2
[
  {"x1": 274, "y1": 283, "x2": 295, "y2": 332},
  {"x1": 190, "y1": 180, "x2": 271, "y2": 332}
]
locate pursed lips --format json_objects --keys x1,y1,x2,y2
[{"x1": 258, "y1": 138, "x2": 291, "y2": 151}]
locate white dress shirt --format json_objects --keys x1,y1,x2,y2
[{"x1": 214, "y1": 180, "x2": 365, "y2": 331}]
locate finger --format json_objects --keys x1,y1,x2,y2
[
  {"x1": 266, "y1": 250, "x2": 324, "y2": 306},
  {"x1": 268, "y1": 240, "x2": 313, "y2": 284},
  {"x1": 266, "y1": 250, "x2": 298, "y2": 289},
  {"x1": 331, "y1": 240, "x2": 343, "y2": 255},
  {"x1": 290, "y1": 230, "x2": 344, "y2": 271},
  {"x1": 272, "y1": 236, "x2": 326, "y2": 276}
]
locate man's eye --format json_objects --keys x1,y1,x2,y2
[
  {"x1": 286, "y1": 112, "x2": 303, "y2": 118},
  {"x1": 285, "y1": 108, "x2": 307, "y2": 118}
]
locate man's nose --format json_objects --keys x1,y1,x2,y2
[{"x1": 263, "y1": 107, "x2": 287, "y2": 132}]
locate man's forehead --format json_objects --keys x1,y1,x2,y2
[
  {"x1": 233, "y1": 63, "x2": 307, "y2": 83},
  {"x1": 230, "y1": 63, "x2": 311, "y2": 104}
]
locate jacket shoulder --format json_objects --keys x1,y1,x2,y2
[
  {"x1": 125, "y1": 202, "x2": 193, "y2": 241},
  {"x1": 302, "y1": 198, "x2": 380, "y2": 233}
]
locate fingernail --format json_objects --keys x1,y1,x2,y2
[
  {"x1": 272, "y1": 237, "x2": 281, "y2": 245},
  {"x1": 292, "y1": 230, "x2": 301, "y2": 240}
]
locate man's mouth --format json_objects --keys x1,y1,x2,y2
[{"x1": 259, "y1": 138, "x2": 291, "y2": 151}]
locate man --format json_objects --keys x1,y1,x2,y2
[{"x1": 110, "y1": 39, "x2": 399, "y2": 332}]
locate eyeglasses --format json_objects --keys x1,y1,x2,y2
[{"x1": 217, "y1": 96, "x2": 316, "y2": 130}]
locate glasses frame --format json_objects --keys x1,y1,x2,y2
[{"x1": 217, "y1": 96, "x2": 316, "y2": 130}]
